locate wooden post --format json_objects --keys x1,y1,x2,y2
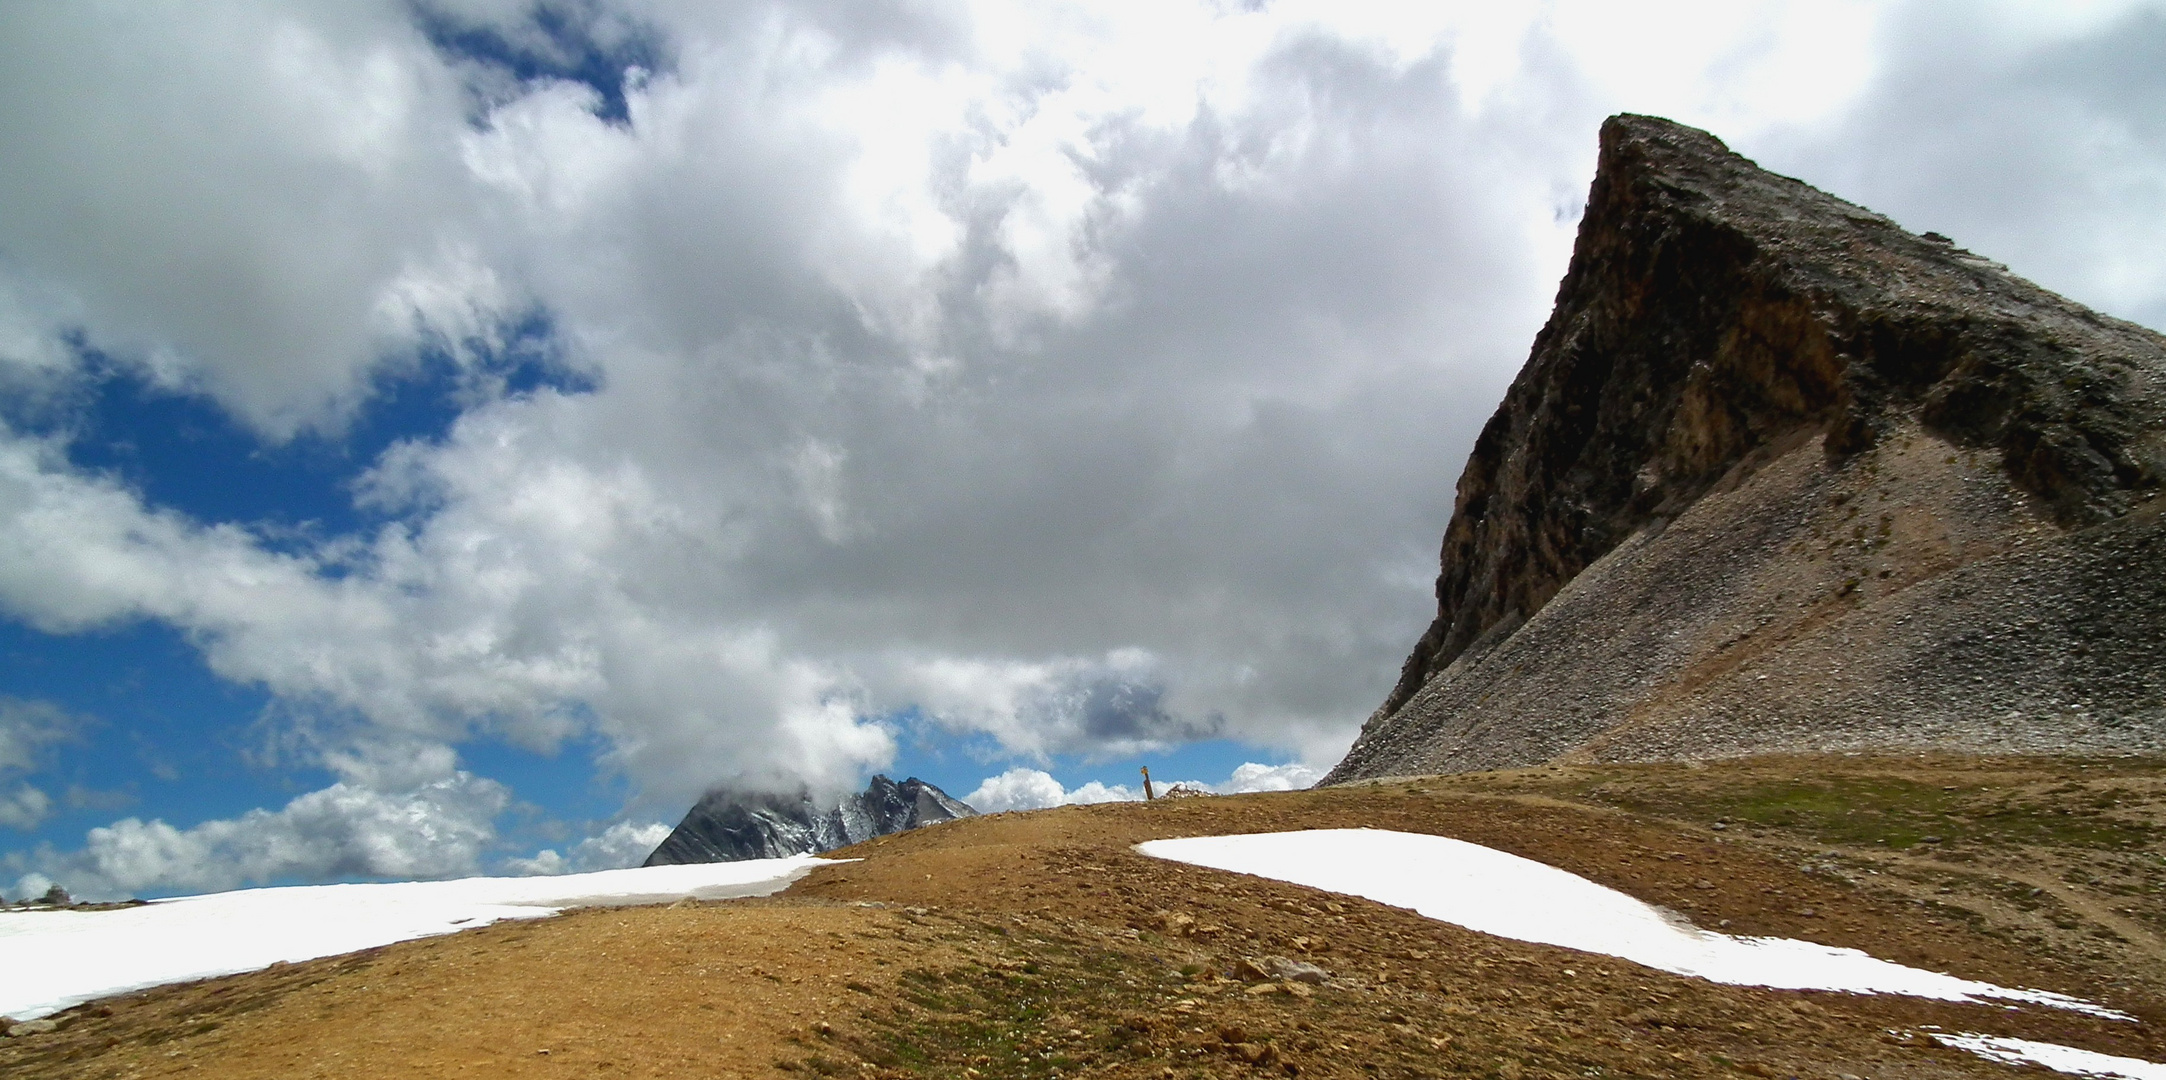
[{"x1": 1140, "y1": 766, "x2": 1155, "y2": 801}]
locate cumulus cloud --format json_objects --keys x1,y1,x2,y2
[
  {"x1": 0, "y1": 0, "x2": 1556, "y2": 813},
  {"x1": 962, "y1": 760, "x2": 1322, "y2": 813},
  {"x1": 12, "y1": 770, "x2": 510, "y2": 901},
  {"x1": 505, "y1": 820, "x2": 673, "y2": 876},
  {"x1": 962, "y1": 768, "x2": 1068, "y2": 813},
  {"x1": 0, "y1": 1, "x2": 526, "y2": 437},
  {"x1": 963, "y1": 768, "x2": 1134, "y2": 814},
  {"x1": 2, "y1": 0, "x2": 2165, "y2": 884},
  {"x1": 1218, "y1": 761, "x2": 1325, "y2": 794}
]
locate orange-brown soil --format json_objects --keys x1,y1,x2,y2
[{"x1": 5, "y1": 753, "x2": 2162, "y2": 1079}]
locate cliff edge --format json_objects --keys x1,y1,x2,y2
[{"x1": 1326, "y1": 115, "x2": 2166, "y2": 784}]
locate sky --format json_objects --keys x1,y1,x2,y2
[{"x1": 1, "y1": 0, "x2": 2162, "y2": 901}]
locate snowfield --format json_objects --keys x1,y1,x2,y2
[
  {"x1": 0, "y1": 856, "x2": 834, "y2": 1021},
  {"x1": 1139, "y1": 828, "x2": 2166, "y2": 1080},
  {"x1": 8, "y1": 827, "x2": 2163, "y2": 1080},
  {"x1": 1136, "y1": 828, "x2": 2123, "y2": 1014},
  {"x1": 1930, "y1": 1033, "x2": 2166, "y2": 1080}
]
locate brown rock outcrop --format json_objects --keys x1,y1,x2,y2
[{"x1": 1325, "y1": 114, "x2": 2166, "y2": 784}]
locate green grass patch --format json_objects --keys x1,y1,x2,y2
[
  {"x1": 791, "y1": 924, "x2": 1185, "y2": 1080},
  {"x1": 1571, "y1": 773, "x2": 2155, "y2": 852}
]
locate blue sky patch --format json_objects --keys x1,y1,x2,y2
[
  {"x1": 50, "y1": 311, "x2": 583, "y2": 541},
  {"x1": 0, "y1": 620, "x2": 306, "y2": 849},
  {"x1": 414, "y1": 0, "x2": 666, "y2": 125}
]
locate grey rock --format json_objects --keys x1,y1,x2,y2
[
  {"x1": 1269, "y1": 957, "x2": 1330, "y2": 984},
  {"x1": 6, "y1": 1018, "x2": 60, "y2": 1037},
  {"x1": 643, "y1": 775, "x2": 975, "y2": 865}
]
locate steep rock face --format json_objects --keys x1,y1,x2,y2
[
  {"x1": 1326, "y1": 115, "x2": 2166, "y2": 784},
  {"x1": 643, "y1": 775, "x2": 975, "y2": 865}
]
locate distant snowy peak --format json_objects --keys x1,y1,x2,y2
[{"x1": 643, "y1": 776, "x2": 975, "y2": 865}]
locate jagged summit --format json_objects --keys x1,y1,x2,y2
[
  {"x1": 643, "y1": 775, "x2": 975, "y2": 865},
  {"x1": 1327, "y1": 114, "x2": 2166, "y2": 784}
]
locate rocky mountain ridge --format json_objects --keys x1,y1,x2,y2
[
  {"x1": 643, "y1": 775, "x2": 975, "y2": 865},
  {"x1": 1327, "y1": 114, "x2": 2166, "y2": 784}
]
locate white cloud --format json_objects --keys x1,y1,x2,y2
[
  {"x1": 962, "y1": 760, "x2": 1319, "y2": 813},
  {"x1": 1217, "y1": 761, "x2": 1324, "y2": 794},
  {"x1": 0, "y1": 279, "x2": 77, "y2": 395},
  {"x1": 1751, "y1": 0, "x2": 2166, "y2": 331},
  {"x1": 0, "y1": 785, "x2": 54, "y2": 832},
  {"x1": 962, "y1": 767, "x2": 1070, "y2": 813},
  {"x1": 15, "y1": 770, "x2": 510, "y2": 902},
  {"x1": 963, "y1": 767, "x2": 1142, "y2": 813},
  {"x1": 0, "y1": 697, "x2": 76, "y2": 831},
  {"x1": 1063, "y1": 780, "x2": 1143, "y2": 805},
  {"x1": 886, "y1": 649, "x2": 1217, "y2": 762},
  {"x1": 0, "y1": 696, "x2": 75, "y2": 775},
  {"x1": 9, "y1": 872, "x2": 59, "y2": 905},
  {"x1": 0, "y1": 0, "x2": 511, "y2": 437},
  {"x1": 2, "y1": 0, "x2": 2164, "y2": 884},
  {"x1": 506, "y1": 820, "x2": 672, "y2": 876},
  {"x1": 1537, "y1": 0, "x2": 1888, "y2": 134}
]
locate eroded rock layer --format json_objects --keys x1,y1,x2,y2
[{"x1": 1326, "y1": 115, "x2": 2166, "y2": 784}]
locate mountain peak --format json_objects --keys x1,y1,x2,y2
[
  {"x1": 643, "y1": 775, "x2": 976, "y2": 865},
  {"x1": 1327, "y1": 115, "x2": 2166, "y2": 783}
]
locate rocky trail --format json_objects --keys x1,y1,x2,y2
[{"x1": 4, "y1": 753, "x2": 2162, "y2": 1079}]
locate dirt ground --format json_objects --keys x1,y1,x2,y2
[{"x1": 4, "y1": 752, "x2": 2162, "y2": 1079}]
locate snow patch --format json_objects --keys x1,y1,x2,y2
[
  {"x1": 1932, "y1": 1033, "x2": 2166, "y2": 1079},
  {"x1": 1136, "y1": 829, "x2": 2127, "y2": 1018},
  {"x1": 0, "y1": 856, "x2": 835, "y2": 1021}
]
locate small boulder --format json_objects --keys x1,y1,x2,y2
[
  {"x1": 1150, "y1": 910, "x2": 1197, "y2": 936},
  {"x1": 1269, "y1": 956, "x2": 1330, "y2": 984}
]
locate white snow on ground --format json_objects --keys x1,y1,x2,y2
[
  {"x1": 1932, "y1": 1033, "x2": 2166, "y2": 1079},
  {"x1": 0, "y1": 856, "x2": 834, "y2": 1021},
  {"x1": 1136, "y1": 829, "x2": 2129, "y2": 1018}
]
